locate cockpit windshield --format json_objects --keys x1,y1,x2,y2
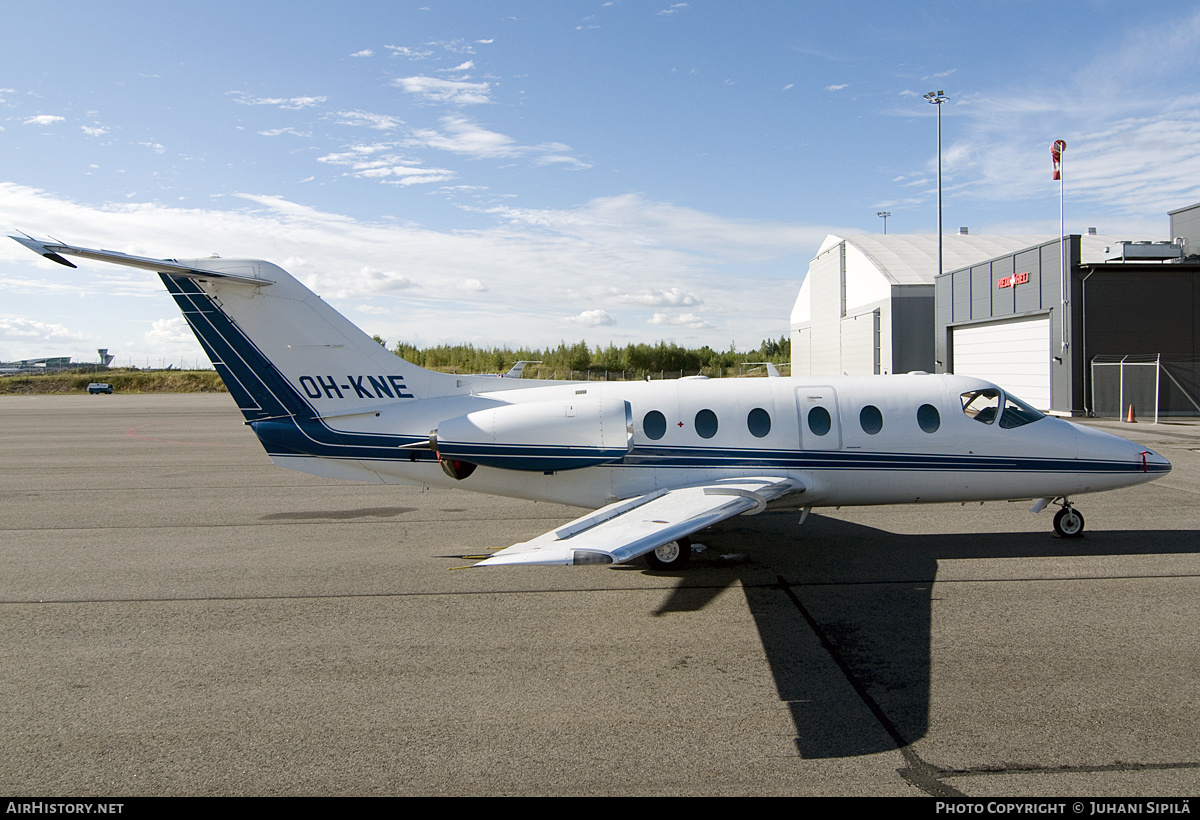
[{"x1": 960, "y1": 388, "x2": 1045, "y2": 429}]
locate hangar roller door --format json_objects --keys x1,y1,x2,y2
[{"x1": 952, "y1": 315, "x2": 1051, "y2": 410}]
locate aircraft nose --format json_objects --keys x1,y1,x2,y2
[{"x1": 1064, "y1": 420, "x2": 1171, "y2": 482}]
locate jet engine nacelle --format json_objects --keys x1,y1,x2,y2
[{"x1": 431, "y1": 397, "x2": 633, "y2": 473}]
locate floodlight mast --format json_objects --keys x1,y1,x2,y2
[{"x1": 924, "y1": 90, "x2": 948, "y2": 279}]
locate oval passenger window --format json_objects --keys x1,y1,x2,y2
[
  {"x1": 859, "y1": 405, "x2": 883, "y2": 435},
  {"x1": 695, "y1": 409, "x2": 718, "y2": 439},
  {"x1": 747, "y1": 407, "x2": 771, "y2": 438},
  {"x1": 807, "y1": 406, "x2": 831, "y2": 436},
  {"x1": 917, "y1": 404, "x2": 940, "y2": 434},
  {"x1": 643, "y1": 410, "x2": 666, "y2": 440}
]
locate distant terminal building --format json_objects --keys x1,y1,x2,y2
[
  {"x1": 0, "y1": 348, "x2": 114, "y2": 374},
  {"x1": 790, "y1": 233, "x2": 1056, "y2": 377}
]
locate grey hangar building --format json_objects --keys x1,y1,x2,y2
[{"x1": 790, "y1": 202, "x2": 1200, "y2": 418}]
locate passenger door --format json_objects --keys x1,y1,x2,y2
[{"x1": 795, "y1": 386, "x2": 842, "y2": 450}]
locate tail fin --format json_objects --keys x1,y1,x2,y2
[
  {"x1": 9, "y1": 237, "x2": 462, "y2": 421},
  {"x1": 158, "y1": 257, "x2": 462, "y2": 422}
]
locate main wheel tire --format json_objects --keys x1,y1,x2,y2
[
  {"x1": 1053, "y1": 507, "x2": 1085, "y2": 538},
  {"x1": 645, "y1": 537, "x2": 692, "y2": 570}
]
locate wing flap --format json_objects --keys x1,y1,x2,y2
[{"x1": 474, "y1": 476, "x2": 804, "y2": 567}]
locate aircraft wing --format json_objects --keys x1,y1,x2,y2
[{"x1": 474, "y1": 476, "x2": 804, "y2": 567}]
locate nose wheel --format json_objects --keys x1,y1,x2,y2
[{"x1": 1053, "y1": 504, "x2": 1085, "y2": 538}]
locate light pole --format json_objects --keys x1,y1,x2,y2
[
  {"x1": 876, "y1": 210, "x2": 891, "y2": 234},
  {"x1": 924, "y1": 90, "x2": 948, "y2": 279}
]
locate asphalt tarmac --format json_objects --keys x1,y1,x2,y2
[{"x1": 2, "y1": 393, "x2": 1198, "y2": 796}]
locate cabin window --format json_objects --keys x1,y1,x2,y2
[
  {"x1": 695, "y1": 409, "x2": 718, "y2": 439},
  {"x1": 643, "y1": 410, "x2": 667, "y2": 440},
  {"x1": 807, "y1": 406, "x2": 832, "y2": 436},
  {"x1": 747, "y1": 407, "x2": 771, "y2": 438},
  {"x1": 859, "y1": 405, "x2": 883, "y2": 435},
  {"x1": 917, "y1": 404, "x2": 940, "y2": 433}
]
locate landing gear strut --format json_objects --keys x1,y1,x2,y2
[
  {"x1": 1052, "y1": 501, "x2": 1085, "y2": 538},
  {"x1": 645, "y1": 536, "x2": 692, "y2": 570}
]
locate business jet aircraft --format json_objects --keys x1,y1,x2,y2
[{"x1": 12, "y1": 235, "x2": 1171, "y2": 568}]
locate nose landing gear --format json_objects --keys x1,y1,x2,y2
[{"x1": 1052, "y1": 502, "x2": 1085, "y2": 538}]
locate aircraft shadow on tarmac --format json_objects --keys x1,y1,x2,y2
[{"x1": 640, "y1": 511, "x2": 1200, "y2": 760}]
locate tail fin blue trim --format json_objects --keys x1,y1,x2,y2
[
  {"x1": 162, "y1": 273, "x2": 439, "y2": 463},
  {"x1": 162, "y1": 273, "x2": 311, "y2": 422}
]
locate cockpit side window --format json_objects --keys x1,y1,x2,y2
[{"x1": 961, "y1": 389, "x2": 1001, "y2": 424}]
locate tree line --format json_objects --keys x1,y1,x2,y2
[{"x1": 373, "y1": 336, "x2": 791, "y2": 379}]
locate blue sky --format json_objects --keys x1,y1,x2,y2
[{"x1": 3, "y1": 0, "x2": 1200, "y2": 365}]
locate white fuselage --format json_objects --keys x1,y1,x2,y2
[{"x1": 275, "y1": 373, "x2": 1167, "y2": 510}]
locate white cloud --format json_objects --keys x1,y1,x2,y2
[
  {"x1": 350, "y1": 49, "x2": 374, "y2": 58},
  {"x1": 648, "y1": 312, "x2": 714, "y2": 329},
  {"x1": 259, "y1": 127, "x2": 311, "y2": 137},
  {"x1": 144, "y1": 317, "x2": 192, "y2": 346},
  {"x1": 80, "y1": 126, "x2": 109, "y2": 137},
  {"x1": 825, "y1": 84, "x2": 848, "y2": 92},
  {"x1": 316, "y1": 144, "x2": 391, "y2": 165},
  {"x1": 316, "y1": 144, "x2": 456, "y2": 186},
  {"x1": 480, "y1": 193, "x2": 816, "y2": 261},
  {"x1": 385, "y1": 45, "x2": 435, "y2": 60},
  {"x1": 616, "y1": 287, "x2": 703, "y2": 307},
  {"x1": 23, "y1": 115, "x2": 64, "y2": 126},
  {"x1": 355, "y1": 304, "x2": 391, "y2": 315},
  {"x1": 322, "y1": 266, "x2": 418, "y2": 298},
  {"x1": 569, "y1": 309, "x2": 616, "y2": 327},
  {"x1": 139, "y1": 142, "x2": 165, "y2": 154},
  {"x1": 408, "y1": 116, "x2": 515, "y2": 157},
  {"x1": 394, "y1": 76, "x2": 492, "y2": 105},
  {"x1": 0, "y1": 314, "x2": 90, "y2": 342},
  {"x1": 408, "y1": 115, "x2": 589, "y2": 168},
  {"x1": 333, "y1": 110, "x2": 403, "y2": 131},
  {"x1": 327, "y1": 115, "x2": 587, "y2": 173},
  {"x1": 228, "y1": 92, "x2": 328, "y2": 109},
  {"x1": 657, "y1": 3, "x2": 689, "y2": 15},
  {"x1": 436, "y1": 39, "x2": 479, "y2": 55},
  {"x1": 458, "y1": 278, "x2": 487, "y2": 292}
]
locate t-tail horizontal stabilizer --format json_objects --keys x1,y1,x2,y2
[{"x1": 8, "y1": 234, "x2": 275, "y2": 285}]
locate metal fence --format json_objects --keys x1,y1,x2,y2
[{"x1": 1091, "y1": 355, "x2": 1200, "y2": 420}]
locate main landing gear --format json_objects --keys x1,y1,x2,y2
[
  {"x1": 1052, "y1": 501, "x2": 1085, "y2": 539},
  {"x1": 645, "y1": 537, "x2": 692, "y2": 571}
]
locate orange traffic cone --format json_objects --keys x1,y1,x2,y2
[{"x1": 1125, "y1": 405, "x2": 1136, "y2": 423}]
